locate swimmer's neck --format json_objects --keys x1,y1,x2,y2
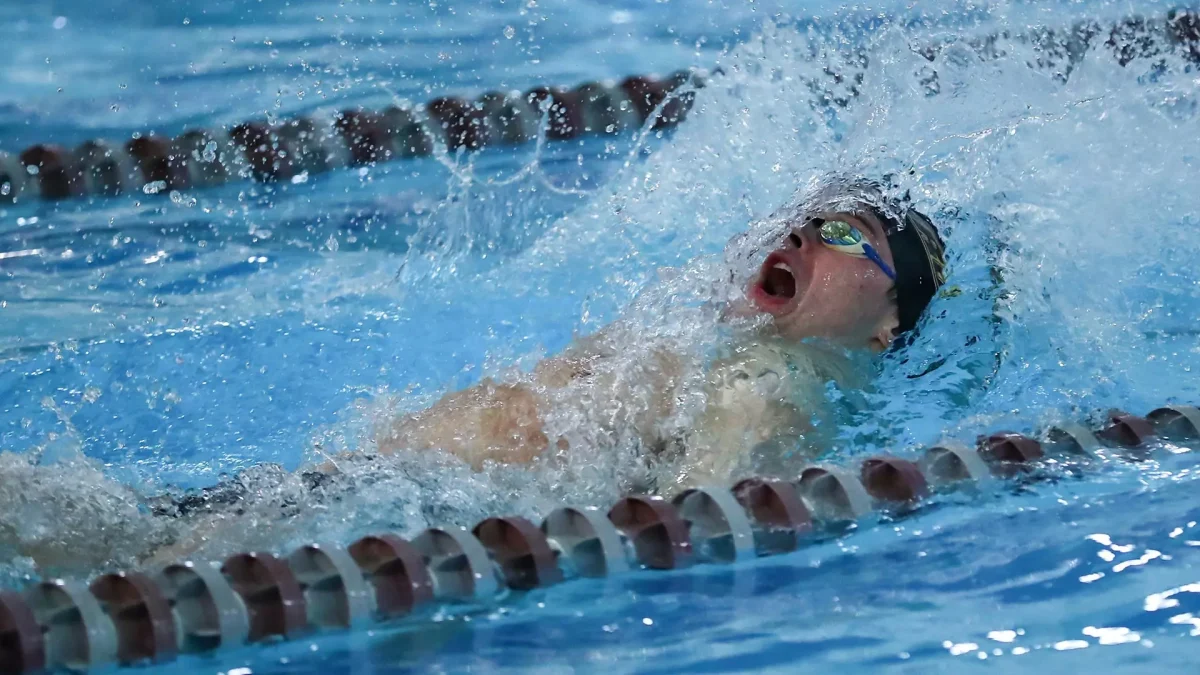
[{"x1": 735, "y1": 325, "x2": 882, "y2": 360}]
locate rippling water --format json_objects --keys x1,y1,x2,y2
[{"x1": 2, "y1": 0, "x2": 1199, "y2": 672}]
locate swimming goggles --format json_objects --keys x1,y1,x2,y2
[{"x1": 810, "y1": 217, "x2": 897, "y2": 281}]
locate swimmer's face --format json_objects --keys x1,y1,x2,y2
[{"x1": 748, "y1": 210, "x2": 900, "y2": 349}]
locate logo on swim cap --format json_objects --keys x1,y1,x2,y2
[{"x1": 905, "y1": 209, "x2": 948, "y2": 288}]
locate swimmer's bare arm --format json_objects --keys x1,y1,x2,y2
[
  {"x1": 377, "y1": 377, "x2": 552, "y2": 468},
  {"x1": 372, "y1": 325, "x2": 681, "y2": 468}
]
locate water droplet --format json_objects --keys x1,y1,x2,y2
[
  {"x1": 503, "y1": 25, "x2": 515, "y2": 39},
  {"x1": 610, "y1": 10, "x2": 633, "y2": 24},
  {"x1": 52, "y1": 16, "x2": 67, "y2": 30}
]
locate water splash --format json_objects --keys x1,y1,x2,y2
[{"x1": 2, "y1": 5, "x2": 1200, "y2": 576}]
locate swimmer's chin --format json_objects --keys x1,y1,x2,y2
[{"x1": 721, "y1": 298, "x2": 891, "y2": 355}]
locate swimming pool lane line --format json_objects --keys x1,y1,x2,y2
[
  {"x1": 0, "y1": 8, "x2": 1196, "y2": 206},
  {"x1": 0, "y1": 70, "x2": 706, "y2": 205},
  {"x1": 0, "y1": 404, "x2": 1196, "y2": 673}
]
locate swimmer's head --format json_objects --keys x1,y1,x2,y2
[{"x1": 747, "y1": 178, "x2": 947, "y2": 350}]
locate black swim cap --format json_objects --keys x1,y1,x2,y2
[{"x1": 872, "y1": 206, "x2": 947, "y2": 334}]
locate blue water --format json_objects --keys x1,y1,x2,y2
[{"x1": 3, "y1": 0, "x2": 1200, "y2": 672}]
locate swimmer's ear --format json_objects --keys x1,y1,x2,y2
[{"x1": 870, "y1": 316, "x2": 901, "y2": 352}]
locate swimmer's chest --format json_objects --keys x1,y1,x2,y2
[{"x1": 705, "y1": 340, "x2": 856, "y2": 415}]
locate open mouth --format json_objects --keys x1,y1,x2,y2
[
  {"x1": 761, "y1": 259, "x2": 797, "y2": 299},
  {"x1": 750, "y1": 249, "x2": 805, "y2": 314}
]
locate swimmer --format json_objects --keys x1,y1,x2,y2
[
  {"x1": 124, "y1": 176, "x2": 946, "y2": 568},
  {"x1": 366, "y1": 178, "x2": 947, "y2": 485}
]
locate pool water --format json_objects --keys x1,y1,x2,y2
[{"x1": 2, "y1": 0, "x2": 1200, "y2": 672}]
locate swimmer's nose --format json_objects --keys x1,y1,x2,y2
[{"x1": 788, "y1": 217, "x2": 823, "y2": 249}]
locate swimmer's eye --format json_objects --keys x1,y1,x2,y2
[
  {"x1": 814, "y1": 218, "x2": 899, "y2": 281},
  {"x1": 819, "y1": 220, "x2": 860, "y2": 246}
]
